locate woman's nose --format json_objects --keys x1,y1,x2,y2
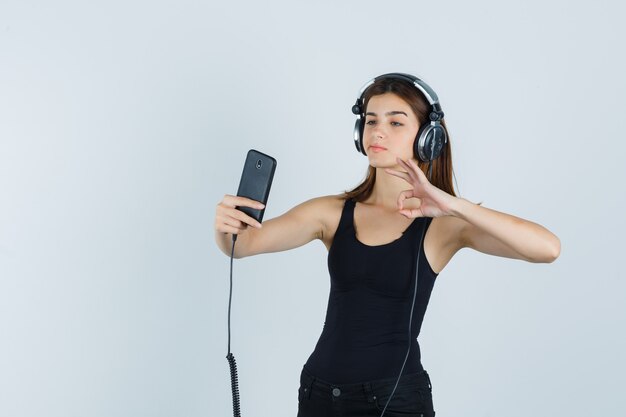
[{"x1": 371, "y1": 123, "x2": 386, "y2": 137}]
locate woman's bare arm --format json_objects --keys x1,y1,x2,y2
[
  {"x1": 215, "y1": 196, "x2": 328, "y2": 259},
  {"x1": 384, "y1": 157, "x2": 560, "y2": 264},
  {"x1": 453, "y1": 198, "x2": 561, "y2": 263}
]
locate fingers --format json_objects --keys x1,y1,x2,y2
[
  {"x1": 216, "y1": 194, "x2": 265, "y2": 236},
  {"x1": 219, "y1": 219, "x2": 249, "y2": 235},
  {"x1": 216, "y1": 207, "x2": 262, "y2": 231},
  {"x1": 384, "y1": 167, "x2": 411, "y2": 183},
  {"x1": 397, "y1": 189, "x2": 426, "y2": 218},
  {"x1": 395, "y1": 157, "x2": 419, "y2": 184},
  {"x1": 385, "y1": 159, "x2": 419, "y2": 184},
  {"x1": 407, "y1": 158, "x2": 429, "y2": 182},
  {"x1": 231, "y1": 209, "x2": 263, "y2": 229},
  {"x1": 396, "y1": 157, "x2": 429, "y2": 183},
  {"x1": 223, "y1": 194, "x2": 266, "y2": 209},
  {"x1": 396, "y1": 189, "x2": 415, "y2": 209}
]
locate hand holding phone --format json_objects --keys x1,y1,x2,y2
[
  {"x1": 215, "y1": 195, "x2": 265, "y2": 235},
  {"x1": 215, "y1": 150, "x2": 277, "y2": 240}
]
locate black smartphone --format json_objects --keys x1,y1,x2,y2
[{"x1": 235, "y1": 149, "x2": 277, "y2": 224}]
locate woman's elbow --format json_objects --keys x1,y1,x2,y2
[
  {"x1": 549, "y1": 236, "x2": 561, "y2": 262},
  {"x1": 541, "y1": 235, "x2": 561, "y2": 263}
]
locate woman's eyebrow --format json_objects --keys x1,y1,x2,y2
[{"x1": 365, "y1": 111, "x2": 408, "y2": 117}]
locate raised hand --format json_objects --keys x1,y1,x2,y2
[{"x1": 384, "y1": 157, "x2": 458, "y2": 219}]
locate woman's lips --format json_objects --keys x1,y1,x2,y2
[{"x1": 370, "y1": 146, "x2": 387, "y2": 152}]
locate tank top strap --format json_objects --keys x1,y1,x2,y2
[{"x1": 335, "y1": 198, "x2": 356, "y2": 236}]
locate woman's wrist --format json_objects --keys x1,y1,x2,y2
[{"x1": 447, "y1": 196, "x2": 469, "y2": 218}]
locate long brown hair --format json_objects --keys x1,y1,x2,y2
[{"x1": 342, "y1": 76, "x2": 472, "y2": 204}]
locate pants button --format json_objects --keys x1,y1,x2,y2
[{"x1": 332, "y1": 388, "x2": 341, "y2": 397}]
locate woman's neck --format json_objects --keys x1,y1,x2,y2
[{"x1": 364, "y1": 167, "x2": 422, "y2": 211}]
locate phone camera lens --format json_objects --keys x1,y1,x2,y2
[{"x1": 256, "y1": 160, "x2": 262, "y2": 169}]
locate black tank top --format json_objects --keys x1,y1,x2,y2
[{"x1": 303, "y1": 197, "x2": 439, "y2": 384}]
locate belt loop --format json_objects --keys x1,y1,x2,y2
[
  {"x1": 305, "y1": 375, "x2": 315, "y2": 399},
  {"x1": 301, "y1": 367, "x2": 316, "y2": 400},
  {"x1": 424, "y1": 370, "x2": 432, "y2": 390},
  {"x1": 362, "y1": 382, "x2": 375, "y2": 403}
]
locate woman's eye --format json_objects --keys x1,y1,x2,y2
[{"x1": 365, "y1": 120, "x2": 402, "y2": 126}]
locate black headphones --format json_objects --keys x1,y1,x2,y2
[{"x1": 351, "y1": 72, "x2": 447, "y2": 163}]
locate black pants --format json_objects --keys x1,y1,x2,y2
[{"x1": 297, "y1": 365, "x2": 436, "y2": 417}]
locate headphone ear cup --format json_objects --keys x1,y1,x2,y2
[
  {"x1": 353, "y1": 118, "x2": 367, "y2": 155},
  {"x1": 415, "y1": 123, "x2": 447, "y2": 162}
]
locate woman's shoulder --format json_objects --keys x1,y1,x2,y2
[
  {"x1": 311, "y1": 193, "x2": 348, "y2": 221},
  {"x1": 295, "y1": 193, "x2": 347, "y2": 223},
  {"x1": 302, "y1": 193, "x2": 348, "y2": 210},
  {"x1": 317, "y1": 193, "x2": 349, "y2": 205}
]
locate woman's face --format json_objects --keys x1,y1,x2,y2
[{"x1": 363, "y1": 93, "x2": 420, "y2": 168}]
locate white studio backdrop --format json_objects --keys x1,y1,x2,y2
[{"x1": 1, "y1": 1, "x2": 624, "y2": 416}]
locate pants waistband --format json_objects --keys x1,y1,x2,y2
[{"x1": 301, "y1": 365, "x2": 432, "y2": 397}]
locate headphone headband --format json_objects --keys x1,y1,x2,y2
[
  {"x1": 352, "y1": 72, "x2": 444, "y2": 119},
  {"x1": 356, "y1": 72, "x2": 440, "y2": 107}
]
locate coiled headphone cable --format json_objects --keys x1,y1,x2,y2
[{"x1": 226, "y1": 234, "x2": 241, "y2": 417}]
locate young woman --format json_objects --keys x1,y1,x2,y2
[{"x1": 214, "y1": 73, "x2": 561, "y2": 417}]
